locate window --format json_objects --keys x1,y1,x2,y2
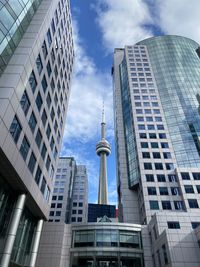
[
  {"x1": 157, "y1": 174, "x2": 166, "y2": 182},
  {"x1": 28, "y1": 152, "x2": 36, "y2": 174},
  {"x1": 184, "y1": 185, "x2": 194, "y2": 194},
  {"x1": 146, "y1": 116, "x2": 153, "y2": 122},
  {"x1": 193, "y1": 173, "x2": 200, "y2": 180},
  {"x1": 188, "y1": 199, "x2": 199, "y2": 208},
  {"x1": 54, "y1": 147, "x2": 58, "y2": 159},
  {"x1": 50, "y1": 78, "x2": 55, "y2": 92},
  {"x1": 153, "y1": 152, "x2": 161, "y2": 158},
  {"x1": 168, "y1": 174, "x2": 177, "y2": 182},
  {"x1": 28, "y1": 112, "x2": 37, "y2": 133},
  {"x1": 42, "y1": 40, "x2": 48, "y2": 59},
  {"x1": 163, "y1": 152, "x2": 171, "y2": 159},
  {"x1": 10, "y1": 116, "x2": 22, "y2": 143},
  {"x1": 36, "y1": 92, "x2": 43, "y2": 111},
  {"x1": 73, "y1": 202, "x2": 77, "y2": 207},
  {"x1": 162, "y1": 201, "x2": 171, "y2": 210},
  {"x1": 35, "y1": 129, "x2": 42, "y2": 149},
  {"x1": 149, "y1": 133, "x2": 156, "y2": 139},
  {"x1": 140, "y1": 133, "x2": 147, "y2": 138},
  {"x1": 71, "y1": 217, "x2": 76, "y2": 222},
  {"x1": 167, "y1": 221, "x2": 180, "y2": 229},
  {"x1": 46, "y1": 93, "x2": 51, "y2": 109},
  {"x1": 144, "y1": 163, "x2": 152, "y2": 170},
  {"x1": 166, "y1": 163, "x2": 174, "y2": 170},
  {"x1": 46, "y1": 124, "x2": 51, "y2": 139},
  {"x1": 79, "y1": 202, "x2": 83, "y2": 207},
  {"x1": 41, "y1": 75, "x2": 48, "y2": 93},
  {"x1": 157, "y1": 125, "x2": 164, "y2": 130},
  {"x1": 77, "y1": 217, "x2": 82, "y2": 222},
  {"x1": 150, "y1": 201, "x2": 159, "y2": 210},
  {"x1": 49, "y1": 211, "x2": 54, "y2": 216},
  {"x1": 191, "y1": 222, "x2": 200, "y2": 229},
  {"x1": 161, "y1": 142, "x2": 169, "y2": 148},
  {"x1": 151, "y1": 142, "x2": 159, "y2": 148},
  {"x1": 36, "y1": 54, "x2": 43, "y2": 75},
  {"x1": 50, "y1": 137, "x2": 55, "y2": 151},
  {"x1": 40, "y1": 177, "x2": 46, "y2": 194},
  {"x1": 52, "y1": 195, "x2": 57, "y2": 200},
  {"x1": 47, "y1": 61, "x2": 52, "y2": 77},
  {"x1": 138, "y1": 124, "x2": 145, "y2": 130},
  {"x1": 142, "y1": 152, "x2": 150, "y2": 158},
  {"x1": 58, "y1": 196, "x2": 63, "y2": 200},
  {"x1": 46, "y1": 155, "x2": 51, "y2": 171},
  {"x1": 155, "y1": 163, "x2": 163, "y2": 170},
  {"x1": 147, "y1": 187, "x2": 157, "y2": 195},
  {"x1": 181, "y1": 172, "x2": 190, "y2": 180},
  {"x1": 159, "y1": 133, "x2": 166, "y2": 139},
  {"x1": 29, "y1": 71, "x2": 37, "y2": 93},
  {"x1": 41, "y1": 109, "x2": 47, "y2": 127},
  {"x1": 159, "y1": 187, "x2": 168, "y2": 195},
  {"x1": 147, "y1": 125, "x2": 155, "y2": 130},
  {"x1": 78, "y1": 210, "x2": 83, "y2": 214},
  {"x1": 196, "y1": 185, "x2": 200, "y2": 193},
  {"x1": 155, "y1": 116, "x2": 162, "y2": 121},
  {"x1": 51, "y1": 203, "x2": 55, "y2": 208},
  {"x1": 47, "y1": 28, "x2": 52, "y2": 47},
  {"x1": 41, "y1": 143, "x2": 47, "y2": 160},
  {"x1": 51, "y1": 18, "x2": 56, "y2": 34},
  {"x1": 50, "y1": 107, "x2": 55, "y2": 121},
  {"x1": 56, "y1": 211, "x2": 61, "y2": 216},
  {"x1": 174, "y1": 201, "x2": 184, "y2": 210},
  {"x1": 20, "y1": 136, "x2": 30, "y2": 160},
  {"x1": 141, "y1": 142, "x2": 148, "y2": 148},
  {"x1": 146, "y1": 174, "x2": 154, "y2": 182},
  {"x1": 57, "y1": 203, "x2": 62, "y2": 208},
  {"x1": 171, "y1": 187, "x2": 180, "y2": 195},
  {"x1": 162, "y1": 244, "x2": 168, "y2": 264},
  {"x1": 20, "y1": 91, "x2": 30, "y2": 115},
  {"x1": 35, "y1": 166, "x2": 42, "y2": 185}
]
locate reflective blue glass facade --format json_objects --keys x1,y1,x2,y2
[
  {"x1": 138, "y1": 36, "x2": 200, "y2": 168},
  {"x1": 0, "y1": 0, "x2": 42, "y2": 74}
]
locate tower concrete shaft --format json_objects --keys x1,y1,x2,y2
[{"x1": 96, "y1": 111, "x2": 111, "y2": 205}]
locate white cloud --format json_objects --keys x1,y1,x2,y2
[
  {"x1": 93, "y1": 0, "x2": 153, "y2": 53},
  {"x1": 63, "y1": 20, "x2": 114, "y2": 144},
  {"x1": 154, "y1": 0, "x2": 200, "y2": 43}
]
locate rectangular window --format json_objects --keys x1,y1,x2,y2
[
  {"x1": 144, "y1": 163, "x2": 152, "y2": 170},
  {"x1": 161, "y1": 142, "x2": 169, "y2": 148},
  {"x1": 10, "y1": 116, "x2": 22, "y2": 143},
  {"x1": 151, "y1": 142, "x2": 159, "y2": 148},
  {"x1": 171, "y1": 187, "x2": 180, "y2": 195},
  {"x1": 28, "y1": 112, "x2": 37, "y2": 133},
  {"x1": 159, "y1": 133, "x2": 166, "y2": 139},
  {"x1": 36, "y1": 92, "x2": 43, "y2": 111},
  {"x1": 167, "y1": 221, "x2": 180, "y2": 229},
  {"x1": 155, "y1": 163, "x2": 163, "y2": 170},
  {"x1": 40, "y1": 177, "x2": 46, "y2": 194},
  {"x1": 196, "y1": 185, "x2": 200, "y2": 193},
  {"x1": 153, "y1": 152, "x2": 161, "y2": 158},
  {"x1": 163, "y1": 152, "x2": 171, "y2": 159},
  {"x1": 188, "y1": 199, "x2": 199, "y2": 208},
  {"x1": 41, "y1": 143, "x2": 47, "y2": 160},
  {"x1": 157, "y1": 174, "x2": 166, "y2": 182},
  {"x1": 174, "y1": 201, "x2": 184, "y2": 210},
  {"x1": 181, "y1": 172, "x2": 190, "y2": 180},
  {"x1": 159, "y1": 187, "x2": 168, "y2": 195},
  {"x1": 20, "y1": 91, "x2": 30, "y2": 116},
  {"x1": 146, "y1": 174, "x2": 154, "y2": 182},
  {"x1": 20, "y1": 136, "x2": 30, "y2": 160},
  {"x1": 141, "y1": 142, "x2": 148, "y2": 148},
  {"x1": 147, "y1": 187, "x2": 157, "y2": 195},
  {"x1": 150, "y1": 201, "x2": 159, "y2": 210},
  {"x1": 184, "y1": 185, "x2": 194, "y2": 194},
  {"x1": 162, "y1": 201, "x2": 172, "y2": 210},
  {"x1": 166, "y1": 163, "x2": 174, "y2": 170},
  {"x1": 35, "y1": 129, "x2": 42, "y2": 149},
  {"x1": 193, "y1": 173, "x2": 200, "y2": 180},
  {"x1": 42, "y1": 40, "x2": 48, "y2": 59},
  {"x1": 149, "y1": 133, "x2": 156, "y2": 138},
  {"x1": 36, "y1": 54, "x2": 43, "y2": 75},
  {"x1": 138, "y1": 124, "x2": 145, "y2": 130},
  {"x1": 168, "y1": 174, "x2": 177, "y2": 182},
  {"x1": 35, "y1": 165, "x2": 42, "y2": 185},
  {"x1": 142, "y1": 152, "x2": 150, "y2": 158},
  {"x1": 140, "y1": 133, "x2": 147, "y2": 139},
  {"x1": 29, "y1": 71, "x2": 37, "y2": 93},
  {"x1": 28, "y1": 152, "x2": 36, "y2": 174},
  {"x1": 191, "y1": 222, "x2": 200, "y2": 229}
]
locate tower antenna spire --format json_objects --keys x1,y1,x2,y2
[{"x1": 96, "y1": 98, "x2": 111, "y2": 205}]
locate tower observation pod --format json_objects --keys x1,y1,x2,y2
[{"x1": 96, "y1": 108, "x2": 111, "y2": 205}]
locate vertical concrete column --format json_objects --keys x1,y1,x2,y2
[
  {"x1": 28, "y1": 219, "x2": 44, "y2": 267},
  {"x1": 0, "y1": 193, "x2": 26, "y2": 267}
]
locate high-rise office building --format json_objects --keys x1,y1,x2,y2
[
  {"x1": 0, "y1": 1, "x2": 74, "y2": 266},
  {"x1": 49, "y1": 157, "x2": 88, "y2": 223},
  {"x1": 113, "y1": 35, "x2": 200, "y2": 266}
]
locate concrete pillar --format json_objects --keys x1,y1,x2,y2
[
  {"x1": 0, "y1": 193, "x2": 26, "y2": 267},
  {"x1": 28, "y1": 219, "x2": 44, "y2": 267}
]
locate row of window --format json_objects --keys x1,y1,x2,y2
[
  {"x1": 135, "y1": 102, "x2": 159, "y2": 107},
  {"x1": 51, "y1": 203, "x2": 62, "y2": 209},
  {"x1": 143, "y1": 162, "x2": 174, "y2": 170},
  {"x1": 137, "y1": 116, "x2": 162, "y2": 122},
  {"x1": 181, "y1": 172, "x2": 200, "y2": 180},
  {"x1": 129, "y1": 62, "x2": 149, "y2": 68},
  {"x1": 72, "y1": 209, "x2": 83, "y2": 215},
  {"x1": 138, "y1": 124, "x2": 164, "y2": 130},
  {"x1": 150, "y1": 199, "x2": 199, "y2": 210},
  {"x1": 142, "y1": 152, "x2": 171, "y2": 159},
  {"x1": 9, "y1": 116, "x2": 50, "y2": 201},
  {"x1": 147, "y1": 186, "x2": 180, "y2": 196},
  {"x1": 132, "y1": 82, "x2": 155, "y2": 88},
  {"x1": 141, "y1": 142, "x2": 169, "y2": 149},
  {"x1": 140, "y1": 132, "x2": 166, "y2": 139},
  {"x1": 145, "y1": 174, "x2": 177, "y2": 182},
  {"x1": 71, "y1": 217, "x2": 82, "y2": 222},
  {"x1": 136, "y1": 108, "x2": 160, "y2": 114},
  {"x1": 133, "y1": 89, "x2": 156, "y2": 94}
]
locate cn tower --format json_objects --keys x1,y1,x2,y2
[{"x1": 96, "y1": 107, "x2": 111, "y2": 205}]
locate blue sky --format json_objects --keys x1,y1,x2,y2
[{"x1": 61, "y1": 0, "x2": 200, "y2": 204}]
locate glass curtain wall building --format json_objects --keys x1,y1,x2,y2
[
  {"x1": 0, "y1": 0, "x2": 74, "y2": 266},
  {"x1": 113, "y1": 35, "x2": 200, "y2": 267}
]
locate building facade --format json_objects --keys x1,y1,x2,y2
[
  {"x1": 49, "y1": 157, "x2": 88, "y2": 224},
  {"x1": 0, "y1": 0, "x2": 74, "y2": 266},
  {"x1": 113, "y1": 35, "x2": 200, "y2": 266},
  {"x1": 88, "y1": 203, "x2": 116, "y2": 223}
]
